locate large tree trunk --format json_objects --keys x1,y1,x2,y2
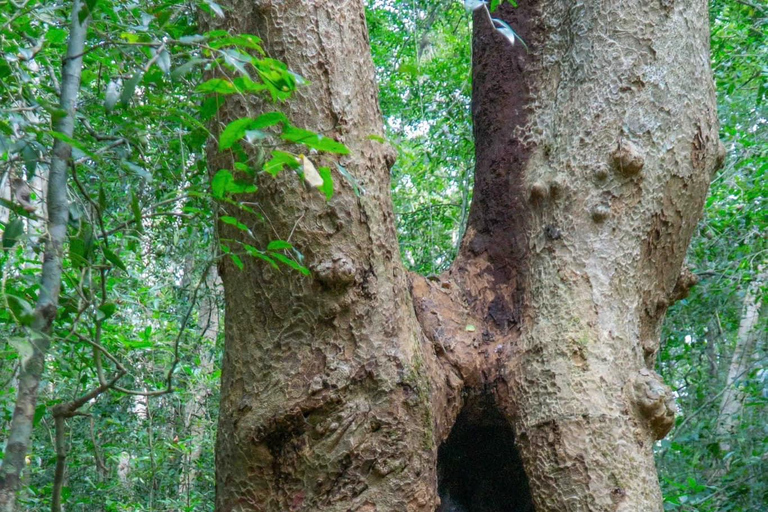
[{"x1": 208, "y1": 1, "x2": 721, "y2": 511}]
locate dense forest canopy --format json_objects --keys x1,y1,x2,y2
[{"x1": 0, "y1": 0, "x2": 765, "y2": 510}]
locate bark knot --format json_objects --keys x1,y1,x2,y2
[
  {"x1": 312, "y1": 253, "x2": 356, "y2": 286},
  {"x1": 630, "y1": 369, "x2": 676, "y2": 440},
  {"x1": 529, "y1": 181, "x2": 549, "y2": 202},
  {"x1": 611, "y1": 140, "x2": 644, "y2": 176},
  {"x1": 715, "y1": 139, "x2": 726, "y2": 172},
  {"x1": 669, "y1": 266, "x2": 698, "y2": 304},
  {"x1": 590, "y1": 204, "x2": 611, "y2": 223}
]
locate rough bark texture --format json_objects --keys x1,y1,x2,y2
[
  {"x1": 206, "y1": 2, "x2": 436, "y2": 510},
  {"x1": 210, "y1": 1, "x2": 720, "y2": 511},
  {"x1": 460, "y1": 2, "x2": 719, "y2": 510}
]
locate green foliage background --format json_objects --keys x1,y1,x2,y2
[{"x1": 0, "y1": 0, "x2": 765, "y2": 510}]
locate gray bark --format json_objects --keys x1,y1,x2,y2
[
  {"x1": 0, "y1": 2, "x2": 89, "y2": 509},
  {"x1": 716, "y1": 269, "x2": 765, "y2": 452}
]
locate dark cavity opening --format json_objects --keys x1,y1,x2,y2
[{"x1": 437, "y1": 394, "x2": 535, "y2": 512}]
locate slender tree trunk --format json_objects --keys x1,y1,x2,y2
[
  {"x1": 51, "y1": 415, "x2": 67, "y2": 512},
  {"x1": 705, "y1": 315, "x2": 721, "y2": 378},
  {"x1": 716, "y1": 269, "x2": 765, "y2": 452},
  {"x1": 0, "y1": 175, "x2": 9, "y2": 224},
  {"x1": 0, "y1": 2, "x2": 89, "y2": 509},
  {"x1": 179, "y1": 266, "x2": 220, "y2": 501},
  {"x1": 208, "y1": 1, "x2": 721, "y2": 511}
]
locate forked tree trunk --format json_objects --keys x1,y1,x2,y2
[{"x1": 207, "y1": 1, "x2": 721, "y2": 511}]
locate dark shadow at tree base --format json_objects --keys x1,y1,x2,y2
[{"x1": 437, "y1": 393, "x2": 535, "y2": 512}]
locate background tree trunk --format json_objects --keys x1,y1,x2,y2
[
  {"x1": 209, "y1": 1, "x2": 721, "y2": 511},
  {"x1": 716, "y1": 269, "x2": 765, "y2": 452},
  {"x1": 179, "y1": 264, "x2": 220, "y2": 502},
  {"x1": 0, "y1": 2, "x2": 88, "y2": 509}
]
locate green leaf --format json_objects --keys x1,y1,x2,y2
[
  {"x1": 86, "y1": 0, "x2": 100, "y2": 14},
  {"x1": 263, "y1": 150, "x2": 299, "y2": 176},
  {"x1": 196, "y1": 78, "x2": 236, "y2": 94},
  {"x1": 318, "y1": 166, "x2": 333, "y2": 200},
  {"x1": 209, "y1": 34, "x2": 264, "y2": 53},
  {"x1": 22, "y1": 144, "x2": 38, "y2": 176},
  {"x1": 122, "y1": 339, "x2": 153, "y2": 349},
  {"x1": 78, "y1": 1, "x2": 94, "y2": 23},
  {"x1": 252, "y1": 111, "x2": 288, "y2": 129},
  {"x1": 171, "y1": 58, "x2": 205, "y2": 79},
  {"x1": 233, "y1": 162, "x2": 253, "y2": 175},
  {"x1": 120, "y1": 71, "x2": 144, "y2": 106},
  {"x1": 98, "y1": 186, "x2": 106, "y2": 212},
  {"x1": 7, "y1": 296, "x2": 35, "y2": 326},
  {"x1": 33, "y1": 404, "x2": 46, "y2": 427},
  {"x1": 243, "y1": 244, "x2": 278, "y2": 269},
  {"x1": 219, "y1": 118, "x2": 254, "y2": 150},
  {"x1": 156, "y1": 50, "x2": 171, "y2": 74},
  {"x1": 232, "y1": 76, "x2": 267, "y2": 94},
  {"x1": 8, "y1": 336, "x2": 34, "y2": 366},
  {"x1": 219, "y1": 113, "x2": 287, "y2": 150},
  {"x1": 266, "y1": 240, "x2": 293, "y2": 251},
  {"x1": 98, "y1": 302, "x2": 117, "y2": 319},
  {"x1": 270, "y1": 252, "x2": 310, "y2": 275},
  {"x1": 203, "y1": 0, "x2": 225, "y2": 17},
  {"x1": 281, "y1": 126, "x2": 349, "y2": 154},
  {"x1": 2, "y1": 218, "x2": 25, "y2": 250},
  {"x1": 130, "y1": 192, "x2": 143, "y2": 233},
  {"x1": 220, "y1": 216, "x2": 250, "y2": 233},
  {"x1": 120, "y1": 32, "x2": 141, "y2": 44},
  {"x1": 45, "y1": 28, "x2": 68, "y2": 44},
  {"x1": 335, "y1": 163, "x2": 365, "y2": 196},
  {"x1": 204, "y1": 30, "x2": 229, "y2": 39},
  {"x1": 230, "y1": 253, "x2": 244, "y2": 270},
  {"x1": 211, "y1": 169, "x2": 257, "y2": 199},
  {"x1": 222, "y1": 49, "x2": 252, "y2": 77},
  {"x1": 103, "y1": 248, "x2": 127, "y2": 271},
  {"x1": 69, "y1": 224, "x2": 94, "y2": 268},
  {"x1": 122, "y1": 160, "x2": 152, "y2": 182},
  {"x1": 367, "y1": 134, "x2": 387, "y2": 143}
]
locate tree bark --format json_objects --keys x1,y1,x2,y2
[
  {"x1": 716, "y1": 269, "x2": 765, "y2": 452},
  {"x1": 0, "y1": 2, "x2": 88, "y2": 509},
  {"x1": 208, "y1": 1, "x2": 721, "y2": 511}
]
